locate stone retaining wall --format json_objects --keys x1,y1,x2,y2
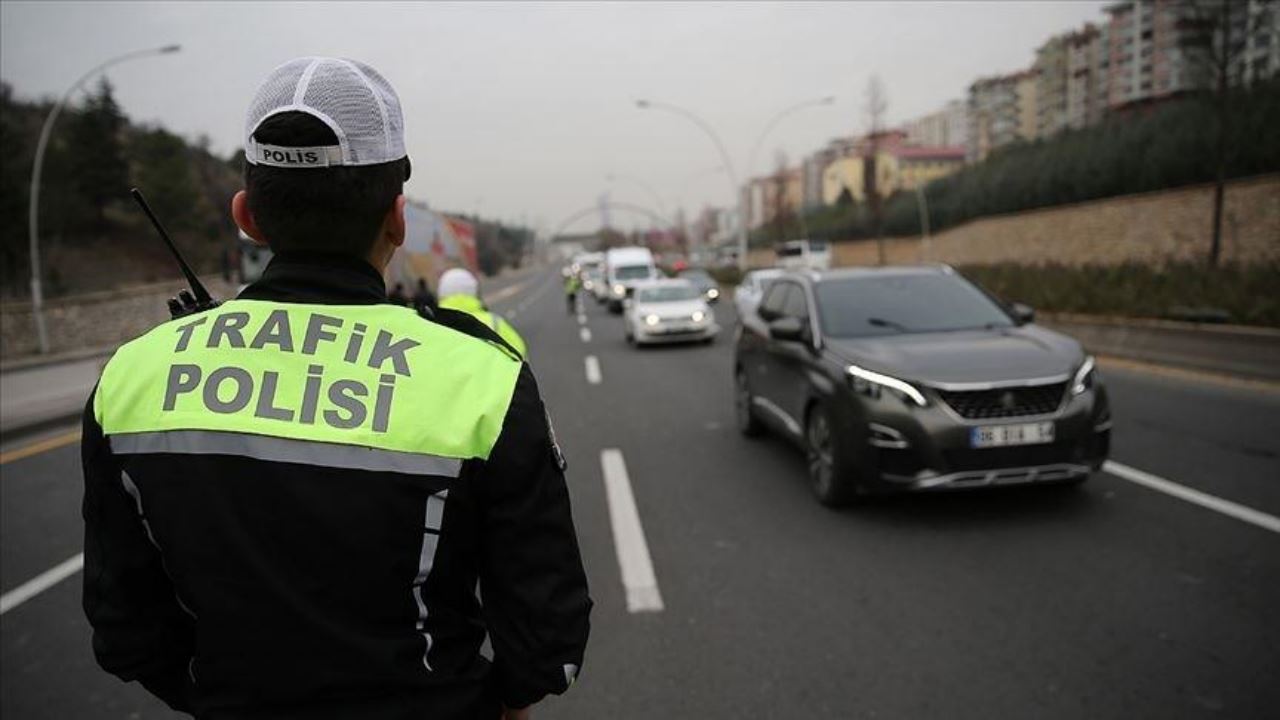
[{"x1": 1, "y1": 278, "x2": 236, "y2": 360}]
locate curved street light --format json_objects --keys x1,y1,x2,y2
[
  {"x1": 745, "y1": 95, "x2": 835, "y2": 184},
  {"x1": 27, "y1": 43, "x2": 182, "y2": 354},
  {"x1": 636, "y1": 96, "x2": 834, "y2": 271},
  {"x1": 635, "y1": 98, "x2": 747, "y2": 270}
]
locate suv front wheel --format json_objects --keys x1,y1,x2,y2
[
  {"x1": 735, "y1": 370, "x2": 764, "y2": 437},
  {"x1": 806, "y1": 402, "x2": 859, "y2": 507}
]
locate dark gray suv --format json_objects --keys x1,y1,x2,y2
[{"x1": 733, "y1": 266, "x2": 1110, "y2": 506}]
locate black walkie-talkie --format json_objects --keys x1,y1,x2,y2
[{"x1": 130, "y1": 188, "x2": 220, "y2": 319}]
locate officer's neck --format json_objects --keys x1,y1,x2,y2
[{"x1": 241, "y1": 251, "x2": 389, "y2": 305}]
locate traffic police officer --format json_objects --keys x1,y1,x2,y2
[
  {"x1": 436, "y1": 268, "x2": 528, "y2": 358},
  {"x1": 82, "y1": 57, "x2": 591, "y2": 720}
]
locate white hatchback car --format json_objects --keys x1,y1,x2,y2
[{"x1": 624, "y1": 279, "x2": 719, "y2": 346}]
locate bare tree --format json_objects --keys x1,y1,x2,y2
[
  {"x1": 863, "y1": 74, "x2": 888, "y2": 264},
  {"x1": 1182, "y1": 0, "x2": 1272, "y2": 266}
]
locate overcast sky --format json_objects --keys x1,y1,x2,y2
[{"x1": 2, "y1": 1, "x2": 1107, "y2": 233}]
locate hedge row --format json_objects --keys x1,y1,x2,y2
[{"x1": 958, "y1": 261, "x2": 1280, "y2": 327}]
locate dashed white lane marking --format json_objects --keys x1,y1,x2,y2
[
  {"x1": 584, "y1": 356, "x2": 602, "y2": 384},
  {"x1": 0, "y1": 553, "x2": 84, "y2": 615},
  {"x1": 580, "y1": 327, "x2": 592, "y2": 343},
  {"x1": 577, "y1": 313, "x2": 587, "y2": 325},
  {"x1": 600, "y1": 449, "x2": 664, "y2": 613},
  {"x1": 1104, "y1": 460, "x2": 1280, "y2": 535}
]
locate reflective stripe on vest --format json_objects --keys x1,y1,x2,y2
[{"x1": 95, "y1": 299, "x2": 521, "y2": 463}]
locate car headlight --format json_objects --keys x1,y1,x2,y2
[
  {"x1": 613, "y1": 284, "x2": 625, "y2": 296},
  {"x1": 691, "y1": 310, "x2": 705, "y2": 323},
  {"x1": 846, "y1": 364, "x2": 927, "y2": 407},
  {"x1": 707, "y1": 288, "x2": 720, "y2": 299},
  {"x1": 1072, "y1": 356, "x2": 1096, "y2": 396},
  {"x1": 583, "y1": 280, "x2": 594, "y2": 290},
  {"x1": 644, "y1": 314, "x2": 660, "y2": 326}
]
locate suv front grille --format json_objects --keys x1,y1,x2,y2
[{"x1": 936, "y1": 382, "x2": 1067, "y2": 420}]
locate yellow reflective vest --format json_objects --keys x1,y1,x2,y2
[{"x1": 437, "y1": 294, "x2": 528, "y2": 359}]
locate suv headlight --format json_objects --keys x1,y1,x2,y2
[
  {"x1": 644, "y1": 314, "x2": 660, "y2": 326},
  {"x1": 691, "y1": 310, "x2": 706, "y2": 323},
  {"x1": 1072, "y1": 356, "x2": 1096, "y2": 396},
  {"x1": 706, "y1": 288, "x2": 720, "y2": 300},
  {"x1": 846, "y1": 364, "x2": 927, "y2": 407},
  {"x1": 613, "y1": 284, "x2": 625, "y2": 296}
]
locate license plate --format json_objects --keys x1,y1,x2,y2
[{"x1": 970, "y1": 422, "x2": 1055, "y2": 448}]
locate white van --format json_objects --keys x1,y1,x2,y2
[
  {"x1": 604, "y1": 246, "x2": 658, "y2": 313},
  {"x1": 775, "y1": 239, "x2": 831, "y2": 270}
]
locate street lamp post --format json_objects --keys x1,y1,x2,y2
[
  {"x1": 637, "y1": 96, "x2": 834, "y2": 272},
  {"x1": 27, "y1": 44, "x2": 181, "y2": 354},
  {"x1": 916, "y1": 184, "x2": 931, "y2": 262}
]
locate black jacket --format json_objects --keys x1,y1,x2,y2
[{"x1": 82, "y1": 253, "x2": 591, "y2": 719}]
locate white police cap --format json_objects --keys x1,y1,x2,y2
[{"x1": 244, "y1": 57, "x2": 406, "y2": 169}]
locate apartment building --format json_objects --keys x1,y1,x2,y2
[
  {"x1": 903, "y1": 99, "x2": 970, "y2": 152},
  {"x1": 1066, "y1": 23, "x2": 1110, "y2": 130},
  {"x1": 1035, "y1": 34, "x2": 1071, "y2": 138},
  {"x1": 821, "y1": 131, "x2": 965, "y2": 204},
  {"x1": 967, "y1": 69, "x2": 1038, "y2": 161}
]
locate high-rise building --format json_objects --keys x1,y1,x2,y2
[
  {"x1": 1035, "y1": 34, "x2": 1071, "y2": 138},
  {"x1": 1066, "y1": 23, "x2": 1109, "y2": 130},
  {"x1": 967, "y1": 69, "x2": 1038, "y2": 162},
  {"x1": 1099, "y1": 0, "x2": 1278, "y2": 109},
  {"x1": 1241, "y1": 0, "x2": 1280, "y2": 86}
]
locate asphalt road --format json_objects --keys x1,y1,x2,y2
[{"x1": 2, "y1": 265, "x2": 1278, "y2": 719}]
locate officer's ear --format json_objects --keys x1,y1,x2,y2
[
  {"x1": 231, "y1": 191, "x2": 268, "y2": 246},
  {"x1": 383, "y1": 194, "x2": 407, "y2": 249}
]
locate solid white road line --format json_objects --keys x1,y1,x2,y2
[
  {"x1": 580, "y1": 327, "x2": 592, "y2": 343},
  {"x1": 0, "y1": 552, "x2": 84, "y2": 615},
  {"x1": 584, "y1": 356, "x2": 602, "y2": 384},
  {"x1": 1104, "y1": 460, "x2": 1280, "y2": 535},
  {"x1": 600, "y1": 450, "x2": 664, "y2": 613}
]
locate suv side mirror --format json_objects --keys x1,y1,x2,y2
[
  {"x1": 1010, "y1": 302, "x2": 1035, "y2": 324},
  {"x1": 768, "y1": 316, "x2": 806, "y2": 342}
]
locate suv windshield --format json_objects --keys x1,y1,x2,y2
[
  {"x1": 614, "y1": 265, "x2": 652, "y2": 281},
  {"x1": 637, "y1": 285, "x2": 700, "y2": 302},
  {"x1": 815, "y1": 273, "x2": 1014, "y2": 338}
]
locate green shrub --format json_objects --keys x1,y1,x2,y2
[{"x1": 957, "y1": 261, "x2": 1280, "y2": 327}]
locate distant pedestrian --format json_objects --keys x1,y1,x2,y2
[
  {"x1": 564, "y1": 273, "x2": 581, "y2": 315},
  {"x1": 413, "y1": 277, "x2": 437, "y2": 316},
  {"x1": 388, "y1": 281, "x2": 409, "y2": 306}
]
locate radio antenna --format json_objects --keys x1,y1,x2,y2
[{"x1": 130, "y1": 187, "x2": 213, "y2": 306}]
